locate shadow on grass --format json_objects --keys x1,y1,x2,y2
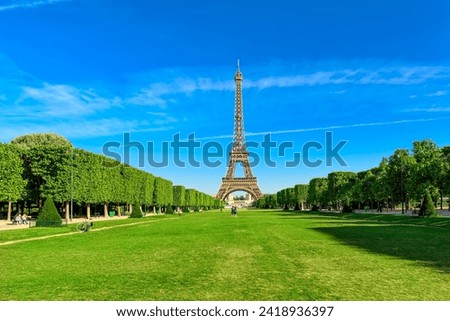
[
  {"x1": 312, "y1": 224, "x2": 450, "y2": 273},
  {"x1": 277, "y1": 211, "x2": 450, "y2": 228}
]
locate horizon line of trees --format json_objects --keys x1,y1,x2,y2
[
  {"x1": 0, "y1": 133, "x2": 223, "y2": 221},
  {"x1": 253, "y1": 139, "x2": 450, "y2": 216}
]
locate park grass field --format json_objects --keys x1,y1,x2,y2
[{"x1": 0, "y1": 209, "x2": 449, "y2": 301}]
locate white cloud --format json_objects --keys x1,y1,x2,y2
[
  {"x1": 426, "y1": 90, "x2": 448, "y2": 97},
  {"x1": 0, "y1": 117, "x2": 174, "y2": 142},
  {"x1": 127, "y1": 78, "x2": 233, "y2": 107},
  {"x1": 246, "y1": 66, "x2": 450, "y2": 89},
  {"x1": 16, "y1": 83, "x2": 122, "y2": 118},
  {"x1": 402, "y1": 107, "x2": 450, "y2": 113},
  {"x1": 0, "y1": 0, "x2": 70, "y2": 12},
  {"x1": 128, "y1": 65, "x2": 450, "y2": 107},
  {"x1": 147, "y1": 111, "x2": 178, "y2": 125}
]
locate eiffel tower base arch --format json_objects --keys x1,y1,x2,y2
[{"x1": 216, "y1": 177, "x2": 263, "y2": 201}]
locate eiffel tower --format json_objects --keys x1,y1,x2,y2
[{"x1": 216, "y1": 60, "x2": 263, "y2": 201}]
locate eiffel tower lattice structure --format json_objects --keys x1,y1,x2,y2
[{"x1": 216, "y1": 61, "x2": 263, "y2": 201}]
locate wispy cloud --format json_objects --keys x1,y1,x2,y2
[
  {"x1": 14, "y1": 83, "x2": 122, "y2": 118},
  {"x1": 147, "y1": 111, "x2": 178, "y2": 125},
  {"x1": 402, "y1": 107, "x2": 450, "y2": 113},
  {"x1": 0, "y1": 0, "x2": 70, "y2": 12},
  {"x1": 196, "y1": 117, "x2": 450, "y2": 140},
  {"x1": 245, "y1": 66, "x2": 450, "y2": 89},
  {"x1": 0, "y1": 117, "x2": 173, "y2": 141},
  {"x1": 129, "y1": 65, "x2": 450, "y2": 107},
  {"x1": 127, "y1": 78, "x2": 233, "y2": 107},
  {"x1": 426, "y1": 90, "x2": 448, "y2": 97}
]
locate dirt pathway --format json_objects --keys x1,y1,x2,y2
[{"x1": 0, "y1": 216, "x2": 178, "y2": 247}]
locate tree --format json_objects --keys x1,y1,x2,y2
[
  {"x1": 443, "y1": 146, "x2": 450, "y2": 210},
  {"x1": 143, "y1": 173, "x2": 155, "y2": 213},
  {"x1": 351, "y1": 169, "x2": 377, "y2": 210},
  {"x1": 327, "y1": 172, "x2": 356, "y2": 210},
  {"x1": 266, "y1": 194, "x2": 278, "y2": 209},
  {"x1": 36, "y1": 196, "x2": 62, "y2": 227},
  {"x1": 18, "y1": 145, "x2": 71, "y2": 212},
  {"x1": 0, "y1": 144, "x2": 26, "y2": 221},
  {"x1": 129, "y1": 201, "x2": 143, "y2": 218},
  {"x1": 255, "y1": 194, "x2": 278, "y2": 209},
  {"x1": 419, "y1": 189, "x2": 437, "y2": 217},
  {"x1": 408, "y1": 140, "x2": 442, "y2": 207},
  {"x1": 276, "y1": 188, "x2": 294, "y2": 210},
  {"x1": 294, "y1": 184, "x2": 308, "y2": 210},
  {"x1": 11, "y1": 133, "x2": 72, "y2": 150},
  {"x1": 173, "y1": 185, "x2": 186, "y2": 208},
  {"x1": 153, "y1": 177, "x2": 173, "y2": 213},
  {"x1": 387, "y1": 149, "x2": 415, "y2": 213},
  {"x1": 308, "y1": 178, "x2": 328, "y2": 209},
  {"x1": 185, "y1": 189, "x2": 197, "y2": 210},
  {"x1": 4, "y1": 132, "x2": 227, "y2": 221},
  {"x1": 372, "y1": 158, "x2": 390, "y2": 211}
]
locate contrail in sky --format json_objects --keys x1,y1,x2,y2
[
  {"x1": 0, "y1": 0, "x2": 69, "y2": 12},
  {"x1": 196, "y1": 117, "x2": 450, "y2": 141}
]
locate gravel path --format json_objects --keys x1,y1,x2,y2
[{"x1": 0, "y1": 215, "x2": 176, "y2": 247}]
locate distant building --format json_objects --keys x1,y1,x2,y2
[{"x1": 226, "y1": 193, "x2": 253, "y2": 207}]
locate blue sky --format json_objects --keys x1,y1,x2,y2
[{"x1": 1, "y1": 0, "x2": 450, "y2": 195}]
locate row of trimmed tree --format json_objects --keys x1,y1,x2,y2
[
  {"x1": 253, "y1": 139, "x2": 450, "y2": 217},
  {"x1": 0, "y1": 133, "x2": 223, "y2": 221}
]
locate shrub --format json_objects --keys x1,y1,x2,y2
[
  {"x1": 419, "y1": 190, "x2": 437, "y2": 217},
  {"x1": 166, "y1": 204, "x2": 174, "y2": 214},
  {"x1": 36, "y1": 197, "x2": 62, "y2": 227},
  {"x1": 342, "y1": 197, "x2": 353, "y2": 213},
  {"x1": 129, "y1": 202, "x2": 143, "y2": 218}
]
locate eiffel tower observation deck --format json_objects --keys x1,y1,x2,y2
[{"x1": 216, "y1": 61, "x2": 263, "y2": 201}]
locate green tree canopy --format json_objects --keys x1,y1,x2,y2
[
  {"x1": 307, "y1": 178, "x2": 328, "y2": 208},
  {"x1": 0, "y1": 144, "x2": 26, "y2": 203},
  {"x1": 294, "y1": 184, "x2": 308, "y2": 210},
  {"x1": 408, "y1": 140, "x2": 442, "y2": 202},
  {"x1": 173, "y1": 185, "x2": 185, "y2": 207},
  {"x1": 11, "y1": 133, "x2": 72, "y2": 150}
]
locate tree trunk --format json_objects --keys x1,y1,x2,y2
[
  {"x1": 117, "y1": 205, "x2": 121, "y2": 217},
  {"x1": 153, "y1": 206, "x2": 156, "y2": 214},
  {"x1": 440, "y1": 193, "x2": 443, "y2": 210},
  {"x1": 129, "y1": 204, "x2": 132, "y2": 214},
  {"x1": 65, "y1": 201, "x2": 70, "y2": 221},
  {"x1": 86, "y1": 203, "x2": 91, "y2": 220},
  {"x1": 104, "y1": 203, "x2": 108, "y2": 218},
  {"x1": 7, "y1": 200, "x2": 12, "y2": 222}
]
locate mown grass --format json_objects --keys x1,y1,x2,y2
[{"x1": 0, "y1": 210, "x2": 449, "y2": 301}]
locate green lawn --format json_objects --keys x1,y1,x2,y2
[{"x1": 1, "y1": 210, "x2": 449, "y2": 300}]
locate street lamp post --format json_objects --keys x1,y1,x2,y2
[
  {"x1": 401, "y1": 161, "x2": 404, "y2": 214},
  {"x1": 70, "y1": 148, "x2": 74, "y2": 221}
]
